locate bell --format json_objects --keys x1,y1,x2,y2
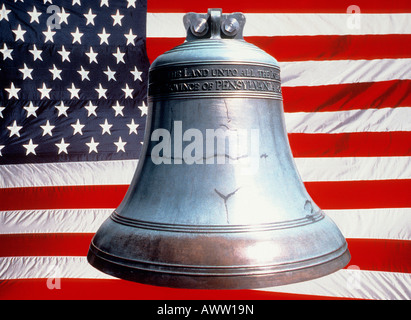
[{"x1": 87, "y1": 8, "x2": 350, "y2": 289}]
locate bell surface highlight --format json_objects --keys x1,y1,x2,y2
[{"x1": 87, "y1": 8, "x2": 350, "y2": 289}]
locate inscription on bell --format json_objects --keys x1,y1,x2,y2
[{"x1": 149, "y1": 64, "x2": 282, "y2": 98}]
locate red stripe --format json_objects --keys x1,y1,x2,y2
[
  {"x1": 347, "y1": 239, "x2": 411, "y2": 274},
  {"x1": 146, "y1": 35, "x2": 411, "y2": 64},
  {"x1": 0, "y1": 279, "x2": 354, "y2": 300},
  {"x1": 248, "y1": 35, "x2": 411, "y2": 62},
  {"x1": 305, "y1": 179, "x2": 411, "y2": 209},
  {"x1": 0, "y1": 233, "x2": 94, "y2": 257},
  {"x1": 147, "y1": 0, "x2": 411, "y2": 13},
  {"x1": 0, "y1": 185, "x2": 128, "y2": 211},
  {"x1": 283, "y1": 80, "x2": 411, "y2": 112},
  {"x1": 288, "y1": 132, "x2": 411, "y2": 157},
  {"x1": 1, "y1": 180, "x2": 411, "y2": 211},
  {"x1": 0, "y1": 235, "x2": 409, "y2": 274}
]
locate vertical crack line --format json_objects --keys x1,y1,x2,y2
[
  {"x1": 223, "y1": 100, "x2": 231, "y2": 123},
  {"x1": 214, "y1": 187, "x2": 241, "y2": 223}
]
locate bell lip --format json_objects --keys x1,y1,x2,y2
[{"x1": 87, "y1": 242, "x2": 350, "y2": 290}]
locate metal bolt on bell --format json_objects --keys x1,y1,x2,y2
[{"x1": 87, "y1": 8, "x2": 350, "y2": 289}]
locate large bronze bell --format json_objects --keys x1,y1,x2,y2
[{"x1": 87, "y1": 9, "x2": 350, "y2": 289}]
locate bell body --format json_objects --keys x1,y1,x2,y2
[{"x1": 88, "y1": 9, "x2": 350, "y2": 289}]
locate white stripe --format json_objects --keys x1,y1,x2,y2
[
  {"x1": 1, "y1": 208, "x2": 409, "y2": 241},
  {"x1": 326, "y1": 208, "x2": 411, "y2": 241},
  {"x1": 295, "y1": 156, "x2": 411, "y2": 181},
  {"x1": 0, "y1": 209, "x2": 112, "y2": 234},
  {"x1": 280, "y1": 59, "x2": 411, "y2": 87},
  {"x1": 147, "y1": 13, "x2": 411, "y2": 37},
  {"x1": 0, "y1": 256, "x2": 114, "y2": 280},
  {"x1": 1, "y1": 155, "x2": 410, "y2": 189},
  {"x1": 285, "y1": 107, "x2": 411, "y2": 133},
  {"x1": 259, "y1": 268, "x2": 411, "y2": 300},
  {"x1": 0, "y1": 159, "x2": 138, "y2": 188},
  {"x1": 1, "y1": 256, "x2": 409, "y2": 299}
]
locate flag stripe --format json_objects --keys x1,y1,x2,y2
[
  {"x1": 248, "y1": 35, "x2": 411, "y2": 62},
  {"x1": 0, "y1": 209, "x2": 112, "y2": 234},
  {"x1": 0, "y1": 278, "x2": 353, "y2": 300},
  {"x1": 307, "y1": 180, "x2": 411, "y2": 209},
  {"x1": 0, "y1": 234, "x2": 409, "y2": 274},
  {"x1": 2, "y1": 208, "x2": 409, "y2": 241},
  {"x1": 289, "y1": 132, "x2": 411, "y2": 157},
  {"x1": 146, "y1": 35, "x2": 411, "y2": 63},
  {"x1": 1, "y1": 257, "x2": 410, "y2": 299},
  {"x1": 0, "y1": 159, "x2": 138, "y2": 188},
  {"x1": 280, "y1": 59, "x2": 411, "y2": 87},
  {"x1": 147, "y1": 0, "x2": 411, "y2": 14},
  {"x1": 2, "y1": 208, "x2": 409, "y2": 242},
  {"x1": 1, "y1": 180, "x2": 410, "y2": 211},
  {"x1": 1, "y1": 156, "x2": 411, "y2": 189},
  {"x1": 146, "y1": 13, "x2": 411, "y2": 38},
  {"x1": 282, "y1": 80, "x2": 411, "y2": 113},
  {"x1": 285, "y1": 108, "x2": 411, "y2": 133},
  {"x1": 295, "y1": 156, "x2": 411, "y2": 182}
]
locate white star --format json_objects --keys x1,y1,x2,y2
[
  {"x1": 84, "y1": 101, "x2": 97, "y2": 117},
  {"x1": 0, "y1": 145, "x2": 4, "y2": 157},
  {"x1": 100, "y1": 0, "x2": 109, "y2": 7},
  {"x1": 111, "y1": 9, "x2": 124, "y2": 26},
  {"x1": 112, "y1": 47, "x2": 125, "y2": 64},
  {"x1": 23, "y1": 139, "x2": 38, "y2": 156},
  {"x1": 0, "y1": 4, "x2": 11, "y2": 22},
  {"x1": 0, "y1": 43, "x2": 13, "y2": 60},
  {"x1": 7, "y1": 120, "x2": 23, "y2": 137},
  {"x1": 58, "y1": 45, "x2": 70, "y2": 62},
  {"x1": 43, "y1": 26, "x2": 56, "y2": 43},
  {"x1": 29, "y1": 44, "x2": 43, "y2": 61},
  {"x1": 58, "y1": 7, "x2": 70, "y2": 25},
  {"x1": 71, "y1": 27, "x2": 83, "y2": 44},
  {"x1": 71, "y1": 119, "x2": 85, "y2": 135},
  {"x1": 86, "y1": 137, "x2": 99, "y2": 153},
  {"x1": 114, "y1": 137, "x2": 127, "y2": 153},
  {"x1": 104, "y1": 66, "x2": 116, "y2": 81},
  {"x1": 23, "y1": 102, "x2": 39, "y2": 118},
  {"x1": 49, "y1": 64, "x2": 62, "y2": 80},
  {"x1": 55, "y1": 138, "x2": 70, "y2": 154},
  {"x1": 68, "y1": 83, "x2": 80, "y2": 99},
  {"x1": 13, "y1": 24, "x2": 26, "y2": 42},
  {"x1": 77, "y1": 66, "x2": 90, "y2": 81},
  {"x1": 5, "y1": 83, "x2": 20, "y2": 99},
  {"x1": 40, "y1": 120, "x2": 55, "y2": 136},
  {"x1": 55, "y1": 101, "x2": 69, "y2": 117},
  {"x1": 122, "y1": 84, "x2": 133, "y2": 99},
  {"x1": 84, "y1": 8, "x2": 96, "y2": 25},
  {"x1": 28, "y1": 6, "x2": 42, "y2": 24},
  {"x1": 38, "y1": 83, "x2": 51, "y2": 99},
  {"x1": 86, "y1": 47, "x2": 98, "y2": 63},
  {"x1": 43, "y1": 0, "x2": 53, "y2": 4},
  {"x1": 124, "y1": 29, "x2": 137, "y2": 46},
  {"x1": 72, "y1": 0, "x2": 81, "y2": 6},
  {"x1": 95, "y1": 84, "x2": 107, "y2": 99},
  {"x1": 99, "y1": 119, "x2": 113, "y2": 135},
  {"x1": 127, "y1": 119, "x2": 139, "y2": 135},
  {"x1": 98, "y1": 28, "x2": 110, "y2": 45},
  {"x1": 19, "y1": 63, "x2": 33, "y2": 80},
  {"x1": 126, "y1": 0, "x2": 136, "y2": 8},
  {"x1": 138, "y1": 101, "x2": 148, "y2": 116},
  {"x1": 0, "y1": 106, "x2": 5, "y2": 118},
  {"x1": 112, "y1": 101, "x2": 124, "y2": 116},
  {"x1": 131, "y1": 66, "x2": 143, "y2": 81}
]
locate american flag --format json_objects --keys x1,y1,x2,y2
[{"x1": 0, "y1": 0, "x2": 410, "y2": 300}]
